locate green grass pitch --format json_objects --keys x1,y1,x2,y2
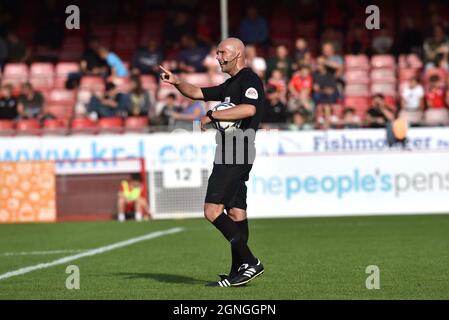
[{"x1": 0, "y1": 214, "x2": 448, "y2": 299}]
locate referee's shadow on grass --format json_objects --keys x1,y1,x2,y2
[{"x1": 114, "y1": 272, "x2": 208, "y2": 285}]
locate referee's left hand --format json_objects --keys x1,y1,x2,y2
[{"x1": 200, "y1": 115, "x2": 211, "y2": 131}]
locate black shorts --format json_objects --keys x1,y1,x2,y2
[{"x1": 205, "y1": 163, "x2": 253, "y2": 210}]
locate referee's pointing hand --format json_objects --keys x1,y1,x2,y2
[{"x1": 159, "y1": 65, "x2": 180, "y2": 85}]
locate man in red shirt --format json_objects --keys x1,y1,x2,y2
[
  {"x1": 424, "y1": 75, "x2": 449, "y2": 125},
  {"x1": 288, "y1": 65, "x2": 313, "y2": 111}
]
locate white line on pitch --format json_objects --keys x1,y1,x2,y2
[
  {"x1": 0, "y1": 227, "x2": 184, "y2": 281},
  {"x1": 1, "y1": 249, "x2": 87, "y2": 256}
]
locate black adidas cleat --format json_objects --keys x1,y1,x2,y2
[
  {"x1": 218, "y1": 273, "x2": 229, "y2": 281},
  {"x1": 206, "y1": 277, "x2": 233, "y2": 287},
  {"x1": 229, "y1": 259, "x2": 264, "y2": 287}
]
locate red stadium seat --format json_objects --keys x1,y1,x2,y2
[
  {"x1": 42, "y1": 119, "x2": 68, "y2": 135},
  {"x1": 29, "y1": 63, "x2": 55, "y2": 90},
  {"x1": 344, "y1": 96, "x2": 370, "y2": 112},
  {"x1": 344, "y1": 55, "x2": 369, "y2": 70},
  {"x1": 344, "y1": 70, "x2": 369, "y2": 84},
  {"x1": 345, "y1": 84, "x2": 370, "y2": 96},
  {"x1": 71, "y1": 117, "x2": 98, "y2": 135},
  {"x1": 371, "y1": 69, "x2": 396, "y2": 83},
  {"x1": 49, "y1": 89, "x2": 76, "y2": 105},
  {"x1": 399, "y1": 54, "x2": 423, "y2": 69},
  {"x1": 371, "y1": 55, "x2": 396, "y2": 69},
  {"x1": 140, "y1": 75, "x2": 158, "y2": 91},
  {"x1": 371, "y1": 83, "x2": 396, "y2": 96},
  {"x1": 124, "y1": 116, "x2": 149, "y2": 133},
  {"x1": 3, "y1": 63, "x2": 29, "y2": 88},
  {"x1": 15, "y1": 119, "x2": 41, "y2": 136},
  {"x1": 0, "y1": 120, "x2": 15, "y2": 136},
  {"x1": 80, "y1": 76, "x2": 105, "y2": 91},
  {"x1": 46, "y1": 103, "x2": 73, "y2": 119},
  {"x1": 109, "y1": 77, "x2": 131, "y2": 92},
  {"x1": 399, "y1": 68, "x2": 419, "y2": 82},
  {"x1": 98, "y1": 117, "x2": 123, "y2": 134}
]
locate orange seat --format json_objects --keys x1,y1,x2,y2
[
  {"x1": 371, "y1": 55, "x2": 396, "y2": 69},
  {"x1": 344, "y1": 55, "x2": 370, "y2": 70},
  {"x1": 98, "y1": 117, "x2": 123, "y2": 134},
  {"x1": 0, "y1": 120, "x2": 15, "y2": 136},
  {"x1": 42, "y1": 119, "x2": 68, "y2": 135},
  {"x1": 125, "y1": 116, "x2": 149, "y2": 133},
  {"x1": 16, "y1": 119, "x2": 41, "y2": 136},
  {"x1": 71, "y1": 117, "x2": 98, "y2": 135}
]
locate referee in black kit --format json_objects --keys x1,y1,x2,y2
[{"x1": 159, "y1": 37, "x2": 265, "y2": 287}]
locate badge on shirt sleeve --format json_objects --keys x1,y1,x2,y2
[{"x1": 245, "y1": 87, "x2": 258, "y2": 100}]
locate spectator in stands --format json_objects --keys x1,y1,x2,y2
[
  {"x1": 288, "y1": 65, "x2": 314, "y2": 112},
  {"x1": 423, "y1": 24, "x2": 449, "y2": 70},
  {"x1": 312, "y1": 59, "x2": 338, "y2": 105},
  {"x1": 156, "y1": 93, "x2": 183, "y2": 126},
  {"x1": 0, "y1": 84, "x2": 18, "y2": 120},
  {"x1": 5, "y1": 31, "x2": 29, "y2": 63},
  {"x1": 266, "y1": 45, "x2": 293, "y2": 80},
  {"x1": 424, "y1": 74, "x2": 449, "y2": 125},
  {"x1": 66, "y1": 38, "x2": 108, "y2": 89},
  {"x1": 196, "y1": 14, "x2": 214, "y2": 46},
  {"x1": 365, "y1": 93, "x2": 395, "y2": 128},
  {"x1": 131, "y1": 40, "x2": 163, "y2": 78},
  {"x1": 400, "y1": 77, "x2": 425, "y2": 126},
  {"x1": 293, "y1": 38, "x2": 312, "y2": 69},
  {"x1": 262, "y1": 86, "x2": 288, "y2": 125},
  {"x1": 170, "y1": 100, "x2": 206, "y2": 128},
  {"x1": 267, "y1": 69, "x2": 287, "y2": 103},
  {"x1": 117, "y1": 173, "x2": 150, "y2": 222},
  {"x1": 178, "y1": 35, "x2": 209, "y2": 73},
  {"x1": 340, "y1": 108, "x2": 361, "y2": 129},
  {"x1": 317, "y1": 42, "x2": 343, "y2": 78},
  {"x1": 87, "y1": 82, "x2": 127, "y2": 119},
  {"x1": 288, "y1": 110, "x2": 313, "y2": 131},
  {"x1": 97, "y1": 47, "x2": 129, "y2": 77},
  {"x1": 372, "y1": 26, "x2": 394, "y2": 54},
  {"x1": 239, "y1": 5, "x2": 269, "y2": 46},
  {"x1": 0, "y1": 35, "x2": 6, "y2": 68},
  {"x1": 245, "y1": 44, "x2": 267, "y2": 79},
  {"x1": 123, "y1": 76, "x2": 151, "y2": 117},
  {"x1": 347, "y1": 26, "x2": 370, "y2": 55},
  {"x1": 203, "y1": 45, "x2": 221, "y2": 77},
  {"x1": 164, "y1": 11, "x2": 195, "y2": 49},
  {"x1": 399, "y1": 17, "x2": 423, "y2": 54},
  {"x1": 17, "y1": 82, "x2": 54, "y2": 122}
]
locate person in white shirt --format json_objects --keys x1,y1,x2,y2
[
  {"x1": 245, "y1": 44, "x2": 267, "y2": 79},
  {"x1": 400, "y1": 77, "x2": 425, "y2": 126}
]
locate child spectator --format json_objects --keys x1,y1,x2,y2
[
  {"x1": 424, "y1": 75, "x2": 449, "y2": 125},
  {"x1": 267, "y1": 69, "x2": 287, "y2": 103},
  {"x1": 123, "y1": 76, "x2": 151, "y2": 117},
  {"x1": 117, "y1": 173, "x2": 150, "y2": 222},
  {"x1": 288, "y1": 65, "x2": 314, "y2": 112},
  {"x1": 341, "y1": 108, "x2": 361, "y2": 129},
  {"x1": 400, "y1": 77, "x2": 425, "y2": 126}
]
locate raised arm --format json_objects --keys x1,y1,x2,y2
[{"x1": 159, "y1": 65, "x2": 204, "y2": 100}]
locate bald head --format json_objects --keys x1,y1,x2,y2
[
  {"x1": 216, "y1": 37, "x2": 246, "y2": 75},
  {"x1": 219, "y1": 37, "x2": 246, "y2": 56}
]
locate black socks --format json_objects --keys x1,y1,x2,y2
[
  {"x1": 212, "y1": 213, "x2": 256, "y2": 268},
  {"x1": 230, "y1": 219, "x2": 249, "y2": 276}
]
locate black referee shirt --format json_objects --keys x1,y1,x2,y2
[{"x1": 201, "y1": 67, "x2": 265, "y2": 164}]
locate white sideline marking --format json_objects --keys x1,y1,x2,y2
[
  {"x1": 1, "y1": 249, "x2": 86, "y2": 256},
  {"x1": 0, "y1": 227, "x2": 184, "y2": 281}
]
